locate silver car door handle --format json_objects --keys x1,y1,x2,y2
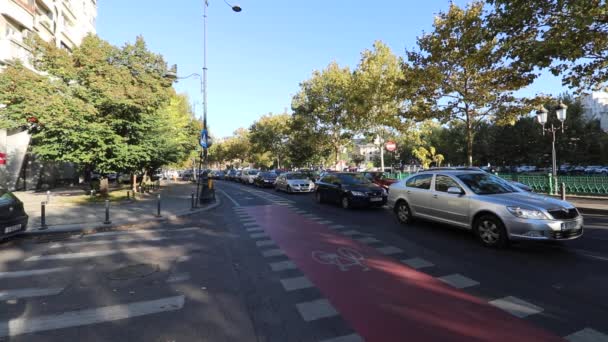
[
  {"x1": 406, "y1": 190, "x2": 411, "y2": 194},
  {"x1": 432, "y1": 194, "x2": 438, "y2": 198}
]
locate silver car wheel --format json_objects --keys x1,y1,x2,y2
[
  {"x1": 478, "y1": 220, "x2": 500, "y2": 244},
  {"x1": 397, "y1": 203, "x2": 410, "y2": 223}
]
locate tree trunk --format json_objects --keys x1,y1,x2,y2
[
  {"x1": 132, "y1": 173, "x2": 137, "y2": 192},
  {"x1": 465, "y1": 108, "x2": 474, "y2": 167}
]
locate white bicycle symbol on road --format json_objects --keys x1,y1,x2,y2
[{"x1": 311, "y1": 247, "x2": 369, "y2": 272}]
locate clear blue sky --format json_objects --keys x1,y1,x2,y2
[{"x1": 97, "y1": 0, "x2": 563, "y2": 138}]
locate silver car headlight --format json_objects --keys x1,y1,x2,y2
[
  {"x1": 381, "y1": 188, "x2": 387, "y2": 195},
  {"x1": 507, "y1": 206, "x2": 550, "y2": 220},
  {"x1": 350, "y1": 191, "x2": 366, "y2": 197}
]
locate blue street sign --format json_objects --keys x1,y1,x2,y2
[{"x1": 200, "y1": 129, "x2": 213, "y2": 148}]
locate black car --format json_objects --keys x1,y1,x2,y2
[
  {"x1": 254, "y1": 172, "x2": 277, "y2": 187},
  {"x1": 314, "y1": 172, "x2": 387, "y2": 209},
  {"x1": 1, "y1": 188, "x2": 28, "y2": 240}
]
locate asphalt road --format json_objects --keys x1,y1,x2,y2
[
  {"x1": 0, "y1": 180, "x2": 606, "y2": 341},
  {"x1": 215, "y1": 180, "x2": 608, "y2": 341}
]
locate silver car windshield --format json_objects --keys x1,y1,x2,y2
[{"x1": 456, "y1": 173, "x2": 517, "y2": 195}]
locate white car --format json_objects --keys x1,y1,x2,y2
[
  {"x1": 241, "y1": 170, "x2": 260, "y2": 185},
  {"x1": 275, "y1": 172, "x2": 315, "y2": 193}
]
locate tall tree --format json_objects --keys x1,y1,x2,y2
[
  {"x1": 488, "y1": 0, "x2": 608, "y2": 90},
  {"x1": 403, "y1": 2, "x2": 537, "y2": 166},
  {"x1": 351, "y1": 41, "x2": 408, "y2": 170},
  {"x1": 249, "y1": 113, "x2": 291, "y2": 169},
  {"x1": 292, "y1": 62, "x2": 355, "y2": 167}
]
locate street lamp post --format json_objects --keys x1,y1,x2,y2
[
  {"x1": 197, "y1": 0, "x2": 242, "y2": 204},
  {"x1": 536, "y1": 102, "x2": 568, "y2": 194}
]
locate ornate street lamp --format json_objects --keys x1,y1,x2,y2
[{"x1": 536, "y1": 102, "x2": 568, "y2": 194}]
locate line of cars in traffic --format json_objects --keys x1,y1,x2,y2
[{"x1": 221, "y1": 167, "x2": 584, "y2": 248}]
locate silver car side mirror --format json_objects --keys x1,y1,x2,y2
[{"x1": 447, "y1": 187, "x2": 463, "y2": 195}]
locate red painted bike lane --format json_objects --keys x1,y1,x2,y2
[{"x1": 245, "y1": 205, "x2": 564, "y2": 342}]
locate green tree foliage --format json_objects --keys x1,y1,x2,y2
[
  {"x1": 403, "y1": 2, "x2": 537, "y2": 166},
  {"x1": 291, "y1": 62, "x2": 355, "y2": 166},
  {"x1": 249, "y1": 113, "x2": 291, "y2": 169},
  {"x1": 412, "y1": 146, "x2": 445, "y2": 169},
  {"x1": 488, "y1": 0, "x2": 608, "y2": 90},
  {"x1": 0, "y1": 35, "x2": 197, "y2": 182}
]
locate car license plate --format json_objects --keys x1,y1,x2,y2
[
  {"x1": 562, "y1": 221, "x2": 579, "y2": 231},
  {"x1": 370, "y1": 197, "x2": 383, "y2": 202},
  {"x1": 5, "y1": 224, "x2": 22, "y2": 234}
]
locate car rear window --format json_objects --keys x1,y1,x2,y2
[{"x1": 405, "y1": 174, "x2": 433, "y2": 190}]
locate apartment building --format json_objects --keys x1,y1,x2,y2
[
  {"x1": 352, "y1": 139, "x2": 380, "y2": 163},
  {"x1": 580, "y1": 91, "x2": 608, "y2": 132},
  {"x1": 0, "y1": 0, "x2": 97, "y2": 69}
]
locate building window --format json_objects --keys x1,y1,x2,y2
[{"x1": 4, "y1": 22, "x2": 20, "y2": 39}]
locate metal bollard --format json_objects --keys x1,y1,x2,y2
[
  {"x1": 90, "y1": 189, "x2": 95, "y2": 197},
  {"x1": 39, "y1": 201, "x2": 48, "y2": 230},
  {"x1": 104, "y1": 199, "x2": 111, "y2": 224},
  {"x1": 156, "y1": 194, "x2": 162, "y2": 217},
  {"x1": 46, "y1": 190, "x2": 51, "y2": 203},
  {"x1": 561, "y1": 182, "x2": 566, "y2": 201},
  {"x1": 126, "y1": 190, "x2": 130, "y2": 200},
  {"x1": 191, "y1": 192, "x2": 195, "y2": 210}
]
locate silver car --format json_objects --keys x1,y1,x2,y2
[
  {"x1": 275, "y1": 172, "x2": 315, "y2": 193},
  {"x1": 388, "y1": 170, "x2": 583, "y2": 248}
]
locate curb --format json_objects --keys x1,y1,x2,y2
[
  {"x1": 579, "y1": 207, "x2": 608, "y2": 216},
  {"x1": 22, "y1": 197, "x2": 222, "y2": 237}
]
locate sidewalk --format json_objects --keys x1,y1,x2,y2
[
  {"x1": 565, "y1": 197, "x2": 608, "y2": 215},
  {"x1": 14, "y1": 181, "x2": 218, "y2": 235}
]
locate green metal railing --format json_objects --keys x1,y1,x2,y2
[{"x1": 386, "y1": 172, "x2": 608, "y2": 196}]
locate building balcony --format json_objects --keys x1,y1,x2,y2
[
  {"x1": 0, "y1": 38, "x2": 34, "y2": 70},
  {"x1": 61, "y1": 0, "x2": 76, "y2": 20},
  {"x1": 0, "y1": 0, "x2": 35, "y2": 30},
  {"x1": 37, "y1": 0, "x2": 55, "y2": 12}
]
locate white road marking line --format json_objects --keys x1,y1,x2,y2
[
  {"x1": 255, "y1": 240, "x2": 276, "y2": 247},
  {"x1": 50, "y1": 234, "x2": 194, "y2": 249},
  {"x1": 565, "y1": 328, "x2": 608, "y2": 342},
  {"x1": 86, "y1": 227, "x2": 199, "y2": 238},
  {"x1": 0, "y1": 287, "x2": 64, "y2": 301},
  {"x1": 319, "y1": 334, "x2": 365, "y2": 342},
  {"x1": 437, "y1": 274, "x2": 480, "y2": 289},
  {"x1": 218, "y1": 189, "x2": 240, "y2": 207},
  {"x1": 25, "y1": 247, "x2": 161, "y2": 262},
  {"x1": 166, "y1": 273, "x2": 190, "y2": 283},
  {"x1": 269, "y1": 260, "x2": 297, "y2": 272},
  {"x1": 489, "y1": 296, "x2": 543, "y2": 318},
  {"x1": 0, "y1": 295, "x2": 185, "y2": 338},
  {"x1": 294, "y1": 210, "x2": 307, "y2": 214},
  {"x1": 308, "y1": 217, "x2": 324, "y2": 221},
  {"x1": 376, "y1": 246, "x2": 404, "y2": 255},
  {"x1": 302, "y1": 214, "x2": 317, "y2": 218},
  {"x1": 0, "y1": 267, "x2": 69, "y2": 280},
  {"x1": 250, "y1": 232, "x2": 269, "y2": 239},
  {"x1": 243, "y1": 222, "x2": 259, "y2": 227},
  {"x1": 280, "y1": 276, "x2": 313, "y2": 291},
  {"x1": 176, "y1": 256, "x2": 191, "y2": 263},
  {"x1": 401, "y1": 257, "x2": 434, "y2": 269},
  {"x1": 317, "y1": 220, "x2": 333, "y2": 224},
  {"x1": 328, "y1": 225, "x2": 346, "y2": 230},
  {"x1": 341, "y1": 230, "x2": 362, "y2": 236},
  {"x1": 296, "y1": 298, "x2": 338, "y2": 321},
  {"x1": 246, "y1": 227, "x2": 264, "y2": 232},
  {"x1": 262, "y1": 249, "x2": 286, "y2": 257},
  {"x1": 355, "y1": 237, "x2": 381, "y2": 244}
]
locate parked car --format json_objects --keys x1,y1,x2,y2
[
  {"x1": 234, "y1": 170, "x2": 243, "y2": 182},
  {"x1": 225, "y1": 169, "x2": 237, "y2": 181},
  {"x1": 275, "y1": 172, "x2": 315, "y2": 193},
  {"x1": 0, "y1": 188, "x2": 28, "y2": 240},
  {"x1": 595, "y1": 166, "x2": 608, "y2": 175},
  {"x1": 315, "y1": 172, "x2": 387, "y2": 208},
  {"x1": 254, "y1": 172, "x2": 278, "y2": 187},
  {"x1": 118, "y1": 173, "x2": 132, "y2": 184},
  {"x1": 240, "y1": 169, "x2": 260, "y2": 185},
  {"x1": 214, "y1": 171, "x2": 226, "y2": 180},
  {"x1": 584, "y1": 165, "x2": 603, "y2": 174},
  {"x1": 361, "y1": 172, "x2": 399, "y2": 190},
  {"x1": 388, "y1": 170, "x2": 583, "y2": 248}
]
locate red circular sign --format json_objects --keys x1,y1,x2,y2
[{"x1": 385, "y1": 141, "x2": 397, "y2": 152}]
